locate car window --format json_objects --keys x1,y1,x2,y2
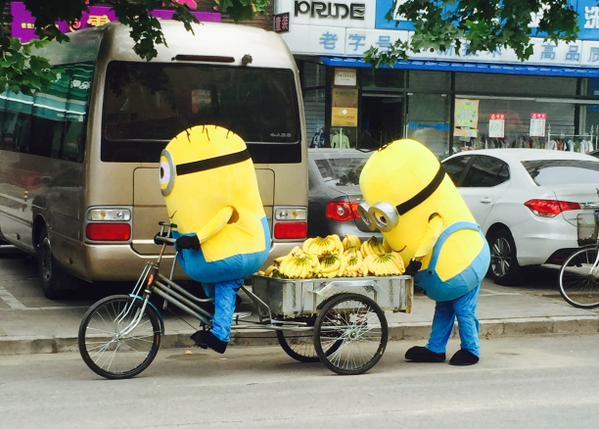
[
  {"x1": 443, "y1": 156, "x2": 471, "y2": 186},
  {"x1": 522, "y1": 159, "x2": 599, "y2": 186},
  {"x1": 461, "y1": 155, "x2": 510, "y2": 188},
  {"x1": 313, "y1": 156, "x2": 368, "y2": 186}
]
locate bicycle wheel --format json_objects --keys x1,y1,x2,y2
[
  {"x1": 78, "y1": 295, "x2": 162, "y2": 379},
  {"x1": 314, "y1": 293, "x2": 388, "y2": 375},
  {"x1": 277, "y1": 317, "x2": 343, "y2": 363},
  {"x1": 559, "y1": 247, "x2": 599, "y2": 309}
]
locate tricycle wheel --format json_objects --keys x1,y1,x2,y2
[
  {"x1": 277, "y1": 317, "x2": 344, "y2": 363},
  {"x1": 314, "y1": 293, "x2": 388, "y2": 375},
  {"x1": 276, "y1": 318, "x2": 319, "y2": 362},
  {"x1": 277, "y1": 317, "x2": 344, "y2": 362},
  {"x1": 78, "y1": 295, "x2": 161, "y2": 379}
]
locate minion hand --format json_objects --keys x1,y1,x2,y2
[
  {"x1": 405, "y1": 259, "x2": 422, "y2": 276},
  {"x1": 175, "y1": 235, "x2": 200, "y2": 251}
]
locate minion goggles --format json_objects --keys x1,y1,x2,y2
[
  {"x1": 359, "y1": 164, "x2": 446, "y2": 232},
  {"x1": 159, "y1": 148, "x2": 251, "y2": 196}
]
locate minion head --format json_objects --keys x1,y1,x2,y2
[
  {"x1": 160, "y1": 125, "x2": 264, "y2": 234},
  {"x1": 359, "y1": 139, "x2": 473, "y2": 263}
]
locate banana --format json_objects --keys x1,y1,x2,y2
[
  {"x1": 319, "y1": 253, "x2": 345, "y2": 278},
  {"x1": 342, "y1": 234, "x2": 361, "y2": 251},
  {"x1": 343, "y1": 252, "x2": 367, "y2": 277},
  {"x1": 303, "y1": 235, "x2": 344, "y2": 257},
  {"x1": 365, "y1": 252, "x2": 405, "y2": 276},
  {"x1": 361, "y1": 236, "x2": 388, "y2": 258}
]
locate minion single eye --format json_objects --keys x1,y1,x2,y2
[
  {"x1": 371, "y1": 202, "x2": 399, "y2": 232},
  {"x1": 159, "y1": 151, "x2": 176, "y2": 196}
]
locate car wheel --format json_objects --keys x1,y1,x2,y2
[
  {"x1": 487, "y1": 227, "x2": 522, "y2": 286},
  {"x1": 36, "y1": 226, "x2": 78, "y2": 299}
]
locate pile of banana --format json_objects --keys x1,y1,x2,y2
[{"x1": 259, "y1": 235, "x2": 405, "y2": 279}]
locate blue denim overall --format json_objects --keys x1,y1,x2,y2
[
  {"x1": 414, "y1": 221, "x2": 491, "y2": 357},
  {"x1": 174, "y1": 217, "x2": 272, "y2": 342}
]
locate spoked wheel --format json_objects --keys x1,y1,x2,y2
[
  {"x1": 314, "y1": 293, "x2": 388, "y2": 375},
  {"x1": 559, "y1": 247, "x2": 599, "y2": 309},
  {"x1": 277, "y1": 317, "x2": 319, "y2": 362},
  {"x1": 277, "y1": 317, "x2": 344, "y2": 363},
  {"x1": 78, "y1": 295, "x2": 162, "y2": 379}
]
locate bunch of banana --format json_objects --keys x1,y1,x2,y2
[
  {"x1": 303, "y1": 235, "x2": 344, "y2": 257},
  {"x1": 365, "y1": 252, "x2": 405, "y2": 276},
  {"x1": 342, "y1": 234, "x2": 361, "y2": 251},
  {"x1": 342, "y1": 250, "x2": 368, "y2": 277},
  {"x1": 278, "y1": 251, "x2": 321, "y2": 279},
  {"x1": 361, "y1": 236, "x2": 391, "y2": 258},
  {"x1": 319, "y1": 252, "x2": 346, "y2": 278}
]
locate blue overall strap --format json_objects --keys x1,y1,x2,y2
[{"x1": 428, "y1": 222, "x2": 482, "y2": 272}]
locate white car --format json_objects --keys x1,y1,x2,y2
[{"x1": 442, "y1": 149, "x2": 599, "y2": 285}]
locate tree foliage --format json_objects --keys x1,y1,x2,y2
[
  {"x1": 365, "y1": 0, "x2": 580, "y2": 67},
  {"x1": 0, "y1": 0, "x2": 270, "y2": 93}
]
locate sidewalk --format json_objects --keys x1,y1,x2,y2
[{"x1": 1, "y1": 276, "x2": 598, "y2": 355}]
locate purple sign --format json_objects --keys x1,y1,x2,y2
[{"x1": 10, "y1": 2, "x2": 221, "y2": 43}]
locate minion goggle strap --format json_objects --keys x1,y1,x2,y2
[
  {"x1": 359, "y1": 164, "x2": 446, "y2": 232},
  {"x1": 159, "y1": 148, "x2": 251, "y2": 196}
]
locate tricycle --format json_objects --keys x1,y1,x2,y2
[{"x1": 78, "y1": 222, "x2": 413, "y2": 378}]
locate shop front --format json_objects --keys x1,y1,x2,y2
[{"x1": 274, "y1": 0, "x2": 599, "y2": 158}]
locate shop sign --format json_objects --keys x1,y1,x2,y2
[
  {"x1": 274, "y1": 12, "x2": 290, "y2": 33},
  {"x1": 334, "y1": 68, "x2": 357, "y2": 86},
  {"x1": 453, "y1": 99, "x2": 479, "y2": 138},
  {"x1": 10, "y1": 2, "x2": 221, "y2": 43},
  {"x1": 488, "y1": 113, "x2": 505, "y2": 138},
  {"x1": 530, "y1": 113, "x2": 547, "y2": 137},
  {"x1": 276, "y1": 0, "x2": 376, "y2": 29}
]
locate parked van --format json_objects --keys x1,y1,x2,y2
[{"x1": 0, "y1": 22, "x2": 308, "y2": 298}]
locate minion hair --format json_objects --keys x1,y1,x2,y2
[{"x1": 203, "y1": 126, "x2": 211, "y2": 141}]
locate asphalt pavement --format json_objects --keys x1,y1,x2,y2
[
  {"x1": 1, "y1": 244, "x2": 598, "y2": 355},
  {"x1": 1, "y1": 335, "x2": 599, "y2": 428}
]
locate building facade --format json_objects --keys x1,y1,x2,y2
[{"x1": 274, "y1": 0, "x2": 599, "y2": 158}]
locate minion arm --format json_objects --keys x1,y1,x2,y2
[
  {"x1": 413, "y1": 214, "x2": 443, "y2": 259},
  {"x1": 195, "y1": 206, "x2": 235, "y2": 243}
]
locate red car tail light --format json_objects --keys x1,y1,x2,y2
[
  {"x1": 524, "y1": 199, "x2": 581, "y2": 217},
  {"x1": 326, "y1": 201, "x2": 360, "y2": 222},
  {"x1": 274, "y1": 222, "x2": 308, "y2": 240},
  {"x1": 86, "y1": 223, "x2": 131, "y2": 241}
]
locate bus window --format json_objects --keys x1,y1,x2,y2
[{"x1": 101, "y1": 61, "x2": 302, "y2": 163}]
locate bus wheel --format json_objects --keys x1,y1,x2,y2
[{"x1": 36, "y1": 227, "x2": 78, "y2": 299}]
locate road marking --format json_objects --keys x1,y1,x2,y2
[{"x1": 0, "y1": 286, "x2": 27, "y2": 310}]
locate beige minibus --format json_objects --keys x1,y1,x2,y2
[{"x1": 0, "y1": 21, "x2": 308, "y2": 298}]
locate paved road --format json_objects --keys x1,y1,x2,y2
[{"x1": 1, "y1": 335, "x2": 598, "y2": 428}]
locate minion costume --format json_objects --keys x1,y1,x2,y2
[
  {"x1": 359, "y1": 139, "x2": 490, "y2": 366},
  {"x1": 159, "y1": 125, "x2": 271, "y2": 354}
]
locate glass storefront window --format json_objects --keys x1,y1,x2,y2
[
  {"x1": 408, "y1": 71, "x2": 450, "y2": 92},
  {"x1": 455, "y1": 73, "x2": 577, "y2": 97},
  {"x1": 359, "y1": 69, "x2": 404, "y2": 92},
  {"x1": 407, "y1": 93, "x2": 450, "y2": 158},
  {"x1": 452, "y1": 96, "x2": 577, "y2": 153}
]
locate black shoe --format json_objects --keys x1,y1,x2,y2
[
  {"x1": 190, "y1": 330, "x2": 227, "y2": 354},
  {"x1": 405, "y1": 346, "x2": 446, "y2": 362},
  {"x1": 449, "y1": 349, "x2": 479, "y2": 366}
]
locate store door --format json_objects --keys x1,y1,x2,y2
[{"x1": 359, "y1": 95, "x2": 403, "y2": 149}]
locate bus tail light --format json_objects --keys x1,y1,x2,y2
[
  {"x1": 273, "y1": 207, "x2": 307, "y2": 240},
  {"x1": 86, "y1": 223, "x2": 131, "y2": 241}
]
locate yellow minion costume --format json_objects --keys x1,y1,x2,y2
[
  {"x1": 359, "y1": 139, "x2": 490, "y2": 365},
  {"x1": 160, "y1": 125, "x2": 271, "y2": 353}
]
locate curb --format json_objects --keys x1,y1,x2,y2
[{"x1": 1, "y1": 315, "x2": 598, "y2": 356}]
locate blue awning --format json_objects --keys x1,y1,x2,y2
[{"x1": 321, "y1": 57, "x2": 599, "y2": 79}]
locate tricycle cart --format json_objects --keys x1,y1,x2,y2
[{"x1": 78, "y1": 223, "x2": 413, "y2": 379}]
